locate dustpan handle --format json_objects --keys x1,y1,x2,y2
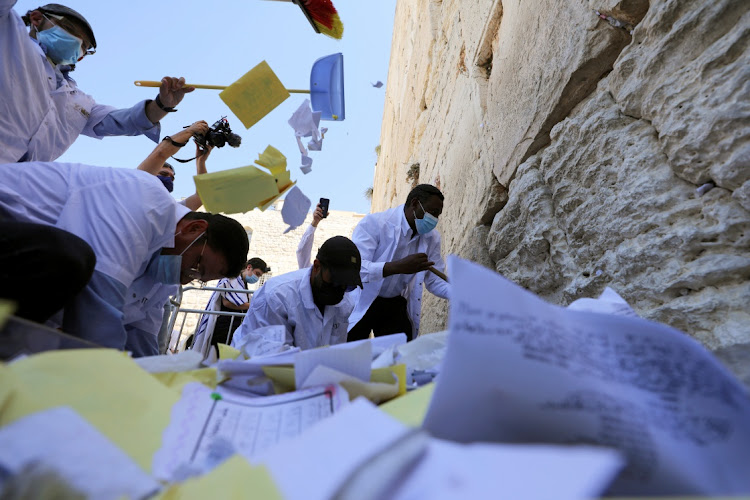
[{"x1": 134, "y1": 81, "x2": 310, "y2": 93}]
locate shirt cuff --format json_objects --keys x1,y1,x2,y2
[
  {"x1": 135, "y1": 99, "x2": 161, "y2": 143},
  {"x1": 373, "y1": 261, "x2": 386, "y2": 280}
]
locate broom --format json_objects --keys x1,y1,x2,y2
[{"x1": 263, "y1": 0, "x2": 344, "y2": 39}]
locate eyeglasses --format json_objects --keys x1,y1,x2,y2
[{"x1": 185, "y1": 241, "x2": 207, "y2": 285}]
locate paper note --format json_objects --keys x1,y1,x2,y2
[
  {"x1": 255, "y1": 145, "x2": 288, "y2": 177},
  {"x1": 395, "y1": 439, "x2": 622, "y2": 500},
  {"x1": 259, "y1": 398, "x2": 412, "y2": 500},
  {"x1": 566, "y1": 286, "x2": 639, "y2": 317},
  {"x1": 282, "y1": 186, "x2": 311, "y2": 233},
  {"x1": 0, "y1": 349, "x2": 179, "y2": 472},
  {"x1": 423, "y1": 256, "x2": 750, "y2": 496},
  {"x1": 300, "y1": 154, "x2": 313, "y2": 174},
  {"x1": 159, "y1": 456, "x2": 281, "y2": 500},
  {"x1": 153, "y1": 382, "x2": 348, "y2": 481},
  {"x1": 220, "y1": 61, "x2": 290, "y2": 129},
  {"x1": 194, "y1": 165, "x2": 279, "y2": 214},
  {"x1": 257, "y1": 180, "x2": 297, "y2": 212},
  {"x1": 294, "y1": 341, "x2": 372, "y2": 389},
  {"x1": 0, "y1": 407, "x2": 161, "y2": 499}
]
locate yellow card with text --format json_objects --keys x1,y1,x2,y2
[{"x1": 220, "y1": 61, "x2": 290, "y2": 129}]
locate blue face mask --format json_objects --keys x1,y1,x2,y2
[
  {"x1": 146, "y1": 231, "x2": 205, "y2": 284},
  {"x1": 36, "y1": 23, "x2": 82, "y2": 65},
  {"x1": 157, "y1": 175, "x2": 174, "y2": 193},
  {"x1": 414, "y1": 200, "x2": 439, "y2": 235},
  {"x1": 244, "y1": 274, "x2": 259, "y2": 284}
]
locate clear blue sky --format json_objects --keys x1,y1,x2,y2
[{"x1": 14, "y1": 0, "x2": 397, "y2": 214}]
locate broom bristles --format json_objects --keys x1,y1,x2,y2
[
  {"x1": 303, "y1": 0, "x2": 338, "y2": 29},
  {"x1": 314, "y1": 13, "x2": 343, "y2": 39}
]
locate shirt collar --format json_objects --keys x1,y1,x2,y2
[
  {"x1": 299, "y1": 267, "x2": 316, "y2": 310},
  {"x1": 400, "y1": 207, "x2": 414, "y2": 237}
]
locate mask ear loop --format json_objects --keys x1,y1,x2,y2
[{"x1": 178, "y1": 230, "x2": 206, "y2": 256}]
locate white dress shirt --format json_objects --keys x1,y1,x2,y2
[
  {"x1": 236, "y1": 268, "x2": 355, "y2": 350},
  {"x1": 0, "y1": 0, "x2": 159, "y2": 163}
]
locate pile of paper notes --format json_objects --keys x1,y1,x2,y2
[{"x1": 1, "y1": 257, "x2": 749, "y2": 498}]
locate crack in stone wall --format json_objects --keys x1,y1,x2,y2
[{"x1": 374, "y1": 0, "x2": 750, "y2": 377}]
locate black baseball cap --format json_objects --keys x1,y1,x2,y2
[
  {"x1": 39, "y1": 4, "x2": 96, "y2": 49},
  {"x1": 316, "y1": 236, "x2": 362, "y2": 288}
]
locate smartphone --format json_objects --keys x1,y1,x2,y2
[{"x1": 320, "y1": 198, "x2": 330, "y2": 218}]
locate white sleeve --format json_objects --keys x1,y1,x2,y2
[
  {"x1": 352, "y1": 215, "x2": 386, "y2": 284},
  {"x1": 296, "y1": 224, "x2": 316, "y2": 269}
]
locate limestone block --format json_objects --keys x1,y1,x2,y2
[
  {"x1": 488, "y1": 86, "x2": 750, "y2": 349},
  {"x1": 609, "y1": 0, "x2": 750, "y2": 188},
  {"x1": 486, "y1": 0, "x2": 632, "y2": 186}
]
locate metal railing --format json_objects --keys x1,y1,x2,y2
[{"x1": 166, "y1": 285, "x2": 254, "y2": 353}]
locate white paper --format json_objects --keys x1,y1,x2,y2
[
  {"x1": 567, "y1": 286, "x2": 639, "y2": 317},
  {"x1": 395, "y1": 440, "x2": 622, "y2": 500},
  {"x1": 235, "y1": 324, "x2": 287, "y2": 357},
  {"x1": 260, "y1": 398, "x2": 621, "y2": 500},
  {"x1": 300, "y1": 154, "x2": 313, "y2": 174},
  {"x1": 0, "y1": 407, "x2": 160, "y2": 500},
  {"x1": 423, "y1": 257, "x2": 750, "y2": 496},
  {"x1": 282, "y1": 186, "x2": 312, "y2": 233},
  {"x1": 260, "y1": 398, "x2": 410, "y2": 500},
  {"x1": 153, "y1": 382, "x2": 348, "y2": 481},
  {"x1": 294, "y1": 341, "x2": 372, "y2": 389},
  {"x1": 134, "y1": 349, "x2": 204, "y2": 373},
  {"x1": 288, "y1": 99, "x2": 318, "y2": 138}
]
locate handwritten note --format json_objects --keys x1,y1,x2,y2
[
  {"x1": 423, "y1": 256, "x2": 750, "y2": 497},
  {"x1": 153, "y1": 382, "x2": 348, "y2": 481},
  {"x1": 220, "y1": 61, "x2": 290, "y2": 129}
]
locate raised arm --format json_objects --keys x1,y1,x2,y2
[
  {"x1": 137, "y1": 121, "x2": 207, "y2": 175},
  {"x1": 183, "y1": 143, "x2": 213, "y2": 211}
]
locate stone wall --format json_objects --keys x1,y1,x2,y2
[
  {"x1": 374, "y1": 0, "x2": 749, "y2": 375},
  {"x1": 175, "y1": 201, "x2": 364, "y2": 338}
]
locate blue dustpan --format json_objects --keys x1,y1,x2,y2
[{"x1": 310, "y1": 53, "x2": 345, "y2": 121}]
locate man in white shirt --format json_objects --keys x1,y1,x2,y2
[
  {"x1": 0, "y1": 161, "x2": 249, "y2": 355},
  {"x1": 235, "y1": 237, "x2": 362, "y2": 350},
  {"x1": 1, "y1": 1, "x2": 194, "y2": 163},
  {"x1": 348, "y1": 184, "x2": 450, "y2": 341}
]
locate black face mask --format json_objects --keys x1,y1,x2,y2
[
  {"x1": 157, "y1": 175, "x2": 174, "y2": 192},
  {"x1": 312, "y1": 272, "x2": 346, "y2": 306}
]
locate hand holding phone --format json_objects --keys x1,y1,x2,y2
[{"x1": 320, "y1": 198, "x2": 330, "y2": 218}]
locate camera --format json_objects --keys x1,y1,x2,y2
[{"x1": 194, "y1": 117, "x2": 242, "y2": 149}]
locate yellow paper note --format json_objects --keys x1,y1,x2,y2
[
  {"x1": 0, "y1": 349, "x2": 179, "y2": 471},
  {"x1": 152, "y1": 367, "x2": 220, "y2": 392},
  {"x1": 158, "y1": 456, "x2": 281, "y2": 500},
  {"x1": 372, "y1": 364, "x2": 407, "y2": 396},
  {"x1": 262, "y1": 365, "x2": 296, "y2": 394},
  {"x1": 217, "y1": 343, "x2": 242, "y2": 360},
  {"x1": 194, "y1": 166, "x2": 279, "y2": 214},
  {"x1": 220, "y1": 61, "x2": 290, "y2": 129},
  {"x1": 379, "y1": 383, "x2": 435, "y2": 427},
  {"x1": 255, "y1": 145, "x2": 288, "y2": 177},
  {"x1": 258, "y1": 180, "x2": 297, "y2": 212}
]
